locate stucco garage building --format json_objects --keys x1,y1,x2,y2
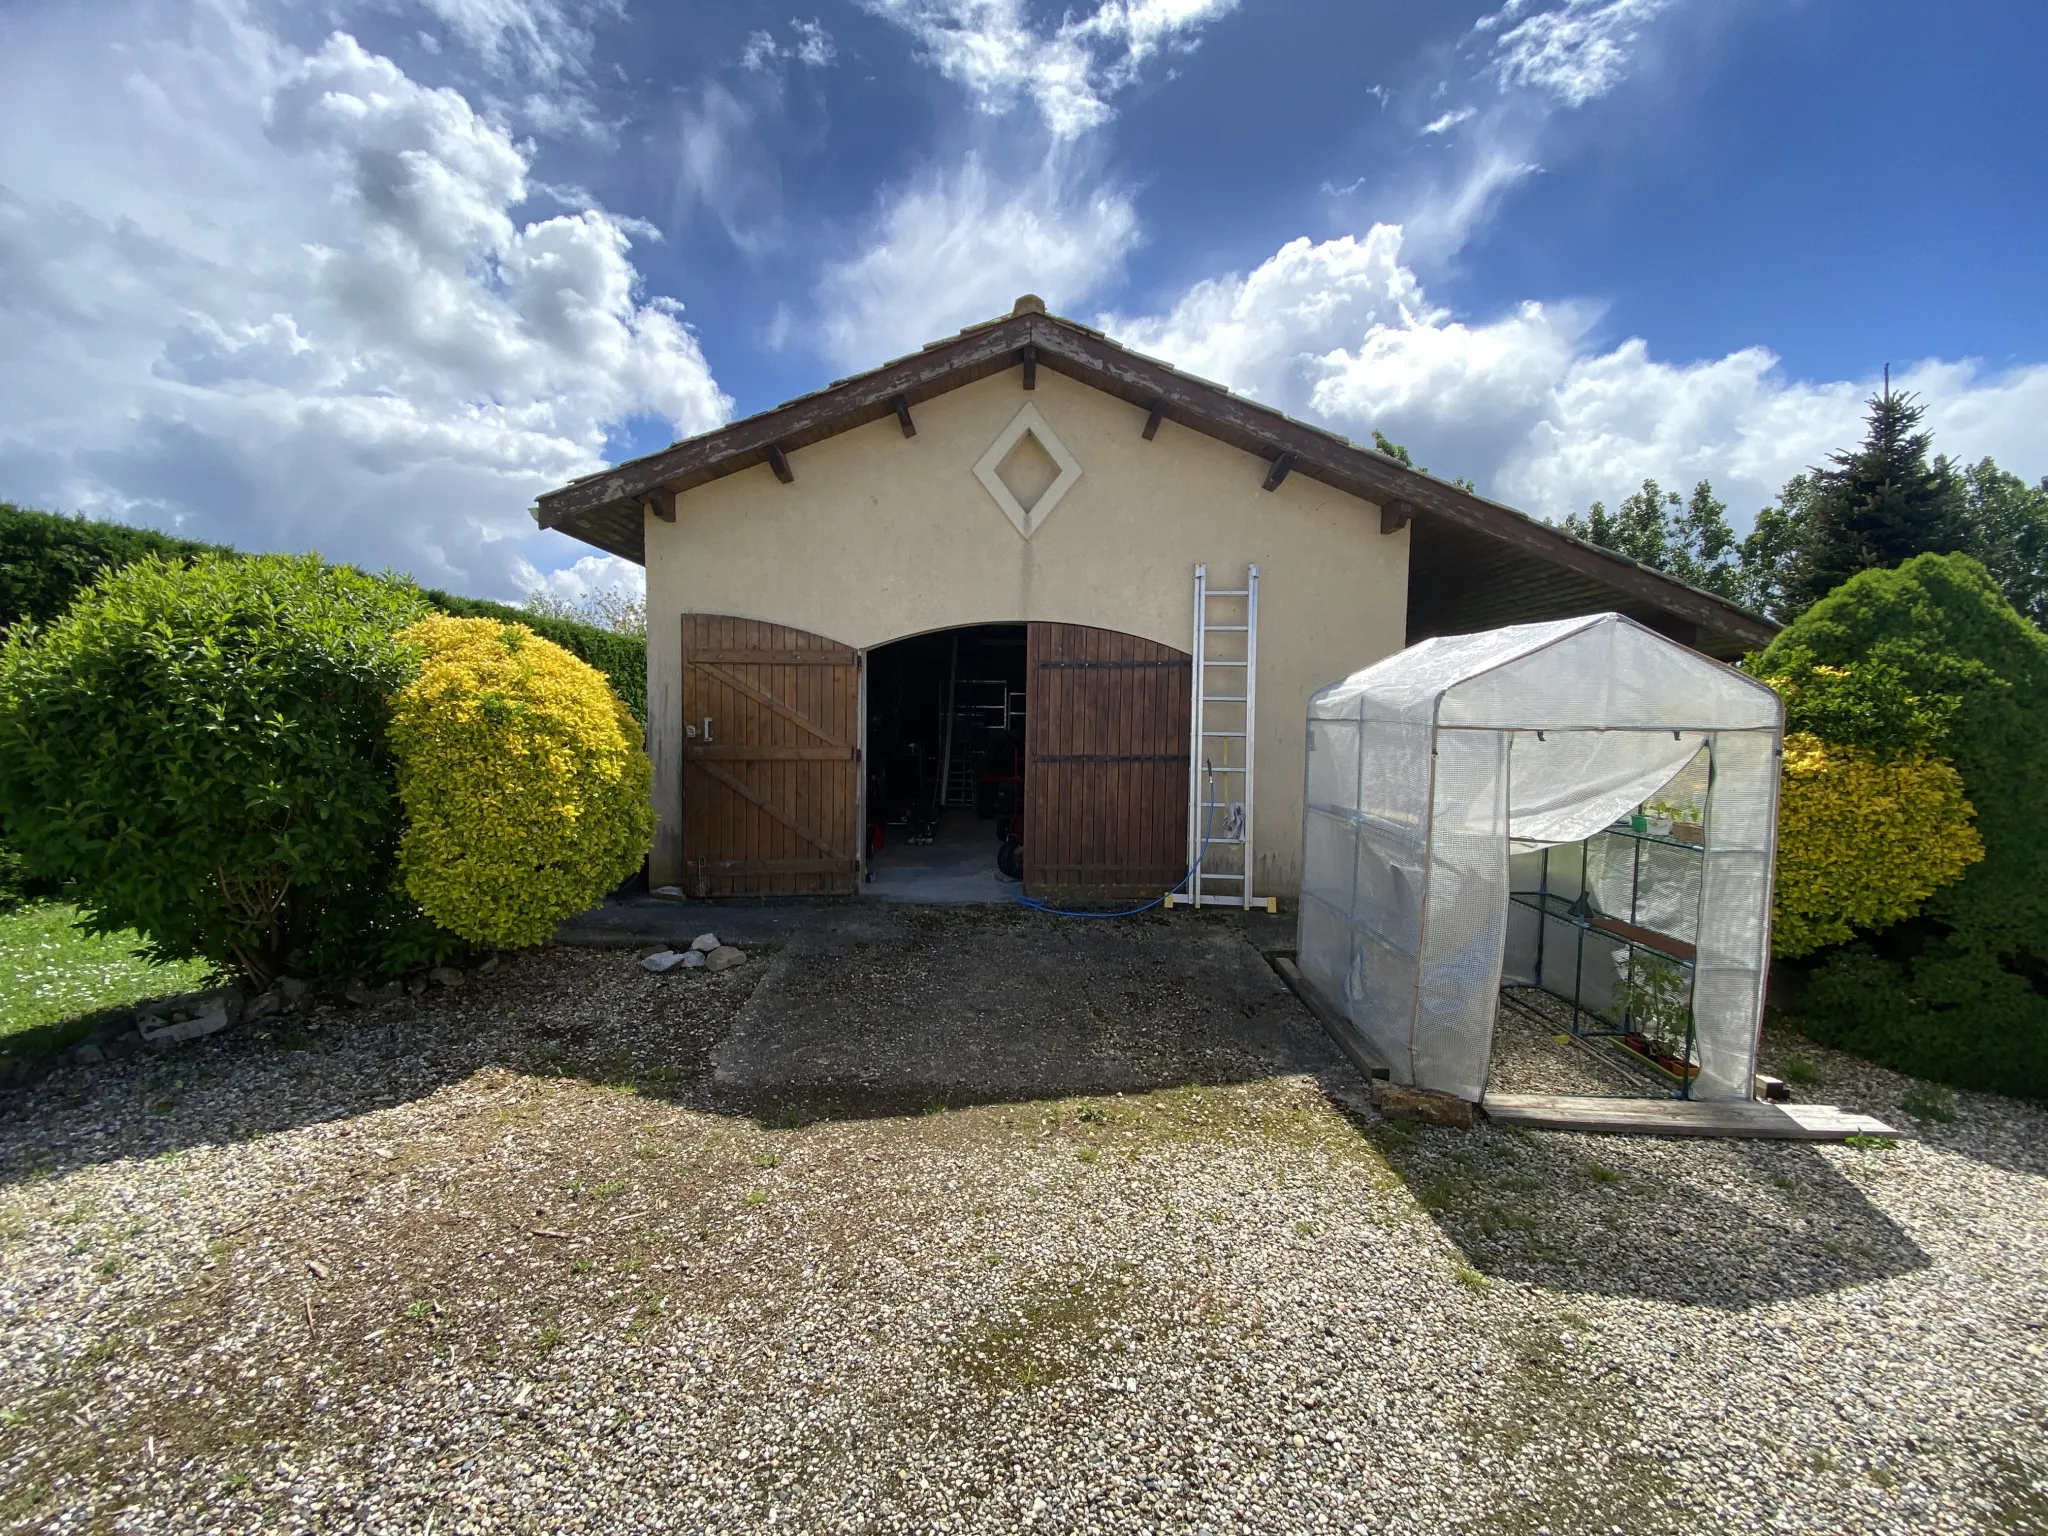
[{"x1": 534, "y1": 297, "x2": 1772, "y2": 904}]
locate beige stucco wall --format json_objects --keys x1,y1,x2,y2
[{"x1": 644, "y1": 365, "x2": 1409, "y2": 895}]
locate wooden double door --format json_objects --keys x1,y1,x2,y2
[{"x1": 680, "y1": 616, "x2": 1190, "y2": 900}]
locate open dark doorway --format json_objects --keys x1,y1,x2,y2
[{"x1": 864, "y1": 624, "x2": 1027, "y2": 902}]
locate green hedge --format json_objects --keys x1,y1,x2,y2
[
  {"x1": 0, "y1": 503, "x2": 228, "y2": 631},
  {"x1": 0, "y1": 503, "x2": 643, "y2": 720},
  {"x1": 1755, "y1": 553, "x2": 2048, "y2": 1099}
]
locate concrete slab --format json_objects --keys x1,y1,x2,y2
[
  {"x1": 709, "y1": 905, "x2": 1344, "y2": 1117},
  {"x1": 864, "y1": 808, "x2": 1017, "y2": 905}
]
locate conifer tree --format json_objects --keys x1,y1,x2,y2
[{"x1": 1784, "y1": 382, "x2": 1967, "y2": 610}]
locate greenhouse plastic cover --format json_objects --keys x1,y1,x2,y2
[{"x1": 1297, "y1": 614, "x2": 1782, "y2": 1103}]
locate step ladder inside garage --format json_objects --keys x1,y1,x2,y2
[{"x1": 1171, "y1": 563, "x2": 1277, "y2": 912}]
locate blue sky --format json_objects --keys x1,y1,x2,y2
[{"x1": 1, "y1": 0, "x2": 2041, "y2": 604}]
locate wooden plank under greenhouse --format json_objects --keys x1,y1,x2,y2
[{"x1": 1480, "y1": 1093, "x2": 1901, "y2": 1141}]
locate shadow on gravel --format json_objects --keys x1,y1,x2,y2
[
  {"x1": 0, "y1": 944, "x2": 763, "y2": 1186},
  {"x1": 1365, "y1": 1113, "x2": 1932, "y2": 1308},
  {"x1": 0, "y1": 905, "x2": 1338, "y2": 1183},
  {"x1": 703, "y1": 905, "x2": 1346, "y2": 1124}
]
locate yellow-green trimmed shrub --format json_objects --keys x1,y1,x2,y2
[
  {"x1": 389, "y1": 616, "x2": 653, "y2": 948},
  {"x1": 1772, "y1": 731, "x2": 1983, "y2": 958}
]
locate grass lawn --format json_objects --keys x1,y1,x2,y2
[{"x1": 0, "y1": 901, "x2": 215, "y2": 1059}]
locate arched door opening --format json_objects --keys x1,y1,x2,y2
[{"x1": 864, "y1": 624, "x2": 1028, "y2": 902}]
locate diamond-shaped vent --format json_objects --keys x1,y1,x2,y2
[{"x1": 973, "y1": 403, "x2": 1081, "y2": 538}]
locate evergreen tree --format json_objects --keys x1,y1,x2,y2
[{"x1": 1784, "y1": 383, "x2": 1967, "y2": 610}]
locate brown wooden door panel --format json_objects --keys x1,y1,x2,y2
[
  {"x1": 1024, "y1": 623, "x2": 1191, "y2": 901},
  {"x1": 682, "y1": 616, "x2": 860, "y2": 897}
]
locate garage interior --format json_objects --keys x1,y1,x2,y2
[{"x1": 864, "y1": 624, "x2": 1028, "y2": 901}]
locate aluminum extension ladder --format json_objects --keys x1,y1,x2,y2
[{"x1": 1168, "y1": 563, "x2": 1277, "y2": 912}]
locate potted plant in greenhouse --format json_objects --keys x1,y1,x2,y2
[{"x1": 1611, "y1": 949, "x2": 1698, "y2": 1083}]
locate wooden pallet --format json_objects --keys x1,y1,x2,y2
[{"x1": 1481, "y1": 1092, "x2": 1899, "y2": 1141}]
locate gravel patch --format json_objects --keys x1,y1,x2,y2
[{"x1": 1, "y1": 921, "x2": 2043, "y2": 1535}]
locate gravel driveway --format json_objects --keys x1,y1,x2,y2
[{"x1": 1, "y1": 908, "x2": 2043, "y2": 1535}]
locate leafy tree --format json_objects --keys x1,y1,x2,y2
[
  {"x1": 1960, "y1": 457, "x2": 2048, "y2": 629},
  {"x1": 1782, "y1": 384, "x2": 1967, "y2": 611},
  {"x1": 1372, "y1": 430, "x2": 1475, "y2": 492},
  {"x1": 1561, "y1": 478, "x2": 1748, "y2": 603},
  {"x1": 0, "y1": 554, "x2": 452, "y2": 985},
  {"x1": 524, "y1": 585, "x2": 647, "y2": 637}
]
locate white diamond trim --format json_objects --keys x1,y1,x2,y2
[{"x1": 972, "y1": 402, "x2": 1082, "y2": 539}]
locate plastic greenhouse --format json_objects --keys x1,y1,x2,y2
[{"x1": 1297, "y1": 614, "x2": 1783, "y2": 1104}]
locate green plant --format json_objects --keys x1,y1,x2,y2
[
  {"x1": 1755, "y1": 554, "x2": 2048, "y2": 1099},
  {"x1": 387, "y1": 616, "x2": 654, "y2": 950},
  {"x1": 421, "y1": 589, "x2": 646, "y2": 722},
  {"x1": 0, "y1": 554, "x2": 452, "y2": 985},
  {"x1": 1842, "y1": 1133, "x2": 1895, "y2": 1150},
  {"x1": 1771, "y1": 731, "x2": 1983, "y2": 958},
  {"x1": 1781, "y1": 1055, "x2": 1821, "y2": 1086},
  {"x1": 1898, "y1": 1085, "x2": 1958, "y2": 1124},
  {"x1": 1612, "y1": 949, "x2": 1692, "y2": 1057}
]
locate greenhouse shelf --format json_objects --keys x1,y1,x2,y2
[{"x1": 1509, "y1": 818, "x2": 1705, "y2": 1098}]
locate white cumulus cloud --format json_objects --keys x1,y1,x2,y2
[
  {"x1": 1102, "y1": 225, "x2": 2048, "y2": 529},
  {"x1": 0, "y1": 5, "x2": 725, "y2": 597}
]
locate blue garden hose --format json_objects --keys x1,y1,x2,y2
[{"x1": 1015, "y1": 761, "x2": 1218, "y2": 919}]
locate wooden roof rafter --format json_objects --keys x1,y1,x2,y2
[{"x1": 533, "y1": 306, "x2": 1777, "y2": 651}]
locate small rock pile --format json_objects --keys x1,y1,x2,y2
[{"x1": 640, "y1": 932, "x2": 748, "y2": 975}]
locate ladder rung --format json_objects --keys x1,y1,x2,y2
[
  {"x1": 1203, "y1": 589, "x2": 1250, "y2": 598},
  {"x1": 1202, "y1": 730, "x2": 1247, "y2": 738},
  {"x1": 1199, "y1": 659, "x2": 1248, "y2": 666},
  {"x1": 1203, "y1": 696, "x2": 1248, "y2": 703},
  {"x1": 1204, "y1": 625, "x2": 1250, "y2": 632}
]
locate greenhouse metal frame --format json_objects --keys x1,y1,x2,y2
[{"x1": 1296, "y1": 613, "x2": 1783, "y2": 1103}]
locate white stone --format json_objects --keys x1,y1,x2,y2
[
  {"x1": 640, "y1": 950, "x2": 685, "y2": 973},
  {"x1": 652, "y1": 885, "x2": 685, "y2": 898},
  {"x1": 679, "y1": 950, "x2": 705, "y2": 969},
  {"x1": 690, "y1": 933, "x2": 721, "y2": 953}
]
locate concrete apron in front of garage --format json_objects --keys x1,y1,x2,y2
[{"x1": 704, "y1": 904, "x2": 1350, "y2": 1122}]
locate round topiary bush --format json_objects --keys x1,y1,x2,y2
[
  {"x1": 1772, "y1": 731, "x2": 1983, "y2": 958},
  {"x1": 388, "y1": 615, "x2": 654, "y2": 949},
  {"x1": 1754, "y1": 553, "x2": 2048, "y2": 1098},
  {"x1": 0, "y1": 553, "x2": 439, "y2": 983}
]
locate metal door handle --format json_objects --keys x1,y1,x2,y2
[{"x1": 701, "y1": 716, "x2": 713, "y2": 743}]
